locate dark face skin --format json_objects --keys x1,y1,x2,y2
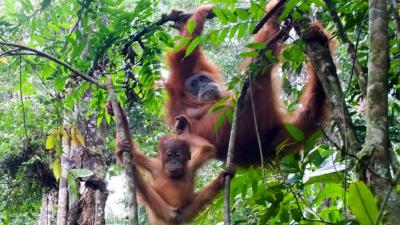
[
  {"x1": 162, "y1": 139, "x2": 191, "y2": 179},
  {"x1": 184, "y1": 74, "x2": 221, "y2": 102}
]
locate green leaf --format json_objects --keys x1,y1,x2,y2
[
  {"x1": 105, "y1": 111, "x2": 111, "y2": 125},
  {"x1": 283, "y1": 43, "x2": 305, "y2": 62},
  {"x1": 69, "y1": 168, "x2": 94, "y2": 178},
  {"x1": 237, "y1": 23, "x2": 248, "y2": 40},
  {"x1": 20, "y1": 0, "x2": 33, "y2": 12},
  {"x1": 235, "y1": 8, "x2": 249, "y2": 20},
  {"x1": 97, "y1": 115, "x2": 104, "y2": 127},
  {"x1": 54, "y1": 76, "x2": 66, "y2": 92},
  {"x1": 223, "y1": 9, "x2": 237, "y2": 23},
  {"x1": 226, "y1": 107, "x2": 233, "y2": 123},
  {"x1": 46, "y1": 134, "x2": 56, "y2": 150},
  {"x1": 67, "y1": 173, "x2": 78, "y2": 202},
  {"x1": 214, "y1": 113, "x2": 226, "y2": 132},
  {"x1": 290, "y1": 209, "x2": 302, "y2": 222},
  {"x1": 304, "y1": 130, "x2": 322, "y2": 153},
  {"x1": 213, "y1": 7, "x2": 228, "y2": 24},
  {"x1": 284, "y1": 123, "x2": 304, "y2": 141},
  {"x1": 229, "y1": 24, "x2": 239, "y2": 39},
  {"x1": 348, "y1": 181, "x2": 379, "y2": 225},
  {"x1": 52, "y1": 159, "x2": 61, "y2": 181},
  {"x1": 209, "y1": 105, "x2": 226, "y2": 113},
  {"x1": 4, "y1": 0, "x2": 15, "y2": 15},
  {"x1": 218, "y1": 28, "x2": 229, "y2": 44},
  {"x1": 174, "y1": 37, "x2": 191, "y2": 52},
  {"x1": 185, "y1": 37, "x2": 200, "y2": 57},
  {"x1": 239, "y1": 51, "x2": 258, "y2": 58},
  {"x1": 210, "y1": 32, "x2": 218, "y2": 45},
  {"x1": 48, "y1": 23, "x2": 61, "y2": 33},
  {"x1": 187, "y1": 20, "x2": 196, "y2": 35},
  {"x1": 246, "y1": 42, "x2": 266, "y2": 50}
]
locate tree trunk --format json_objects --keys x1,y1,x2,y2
[
  {"x1": 67, "y1": 114, "x2": 108, "y2": 225},
  {"x1": 68, "y1": 119, "x2": 108, "y2": 225},
  {"x1": 57, "y1": 122, "x2": 72, "y2": 225},
  {"x1": 361, "y1": 0, "x2": 400, "y2": 223},
  {"x1": 38, "y1": 190, "x2": 57, "y2": 225}
]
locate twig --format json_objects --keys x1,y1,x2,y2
[
  {"x1": 0, "y1": 42, "x2": 105, "y2": 89},
  {"x1": 323, "y1": 0, "x2": 367, "y2": 97},
  {"x1": 106, "y1": 78, "x2": 139, "y2": 225},
  {"x1": 0, "y1": 48, "x2": 19, "y2": 57}
]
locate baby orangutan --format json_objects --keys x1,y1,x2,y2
[{"x1": 107, "y1": 103, "x2": 234, "y2": 225}]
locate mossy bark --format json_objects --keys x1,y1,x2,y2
[{"x1": 361, "y1": 0, "x2": 400, "y2": 223}]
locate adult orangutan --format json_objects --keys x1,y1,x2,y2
[{"x1": 164, "y1": 2, "x2": 331, "y2": 166}]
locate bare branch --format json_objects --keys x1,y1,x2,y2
[{"x1": 0, "y1": 41, "x2": 105, "y2": 89}]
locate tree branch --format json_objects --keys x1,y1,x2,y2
[
  {"x1": 252, "y1": 0, "x2": 289, "y2": 34},
  {"x1": 0, "y1": 42, "x2": 105, "y2": 89},
  {"x1": 106, "y1": 78, "x2": 139, "y2": 225}
]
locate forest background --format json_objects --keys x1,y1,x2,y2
[{"x1": 0, "y1": 0, "x2": 399, "y2": 224}]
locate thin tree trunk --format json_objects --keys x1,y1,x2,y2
[
  {"x1": 57, "y1": 123, "x2": 72, "y2": 225},
  {"x1": 66, "y1": 86, "x2": 109, "y2": 225},
  {"x1": 67, "y1": 120, "x2": 109, "y2": 225},
  {"x1": 38, "y1": 190, "x2": 57, "y2": 225},
  {"x1": 362, "y1": 0, "x2": 400, "y2": 223}
]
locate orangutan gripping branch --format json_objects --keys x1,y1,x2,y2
[{"x1": 107, "y1": 103, "x2": 234, "y2": 225}]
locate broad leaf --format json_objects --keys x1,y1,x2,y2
[
  {"x1": 67, "y1": 173, "x2": 78, "y2": 202},
  {"x1": 52, "y1": 159, "x2": 61, "y2": 181},
  {"x1": 246, "y1": 42, "x2": 266, "y2": 50},
  {"x1": 284, "y1": 123, "x2": 304, "y2": 141},
  {"x1": 186, "y1": 20, "x2": 196, "y2": 35},
  {"x1": 348, "y1": 181, "x2": 379, "y2": 225},
  {"x1": 46, "y1": 134, "x2": 56, "y2": 150},
  {"x1": 185, "y1": 37, "x2": 200, "y2": 57}
]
